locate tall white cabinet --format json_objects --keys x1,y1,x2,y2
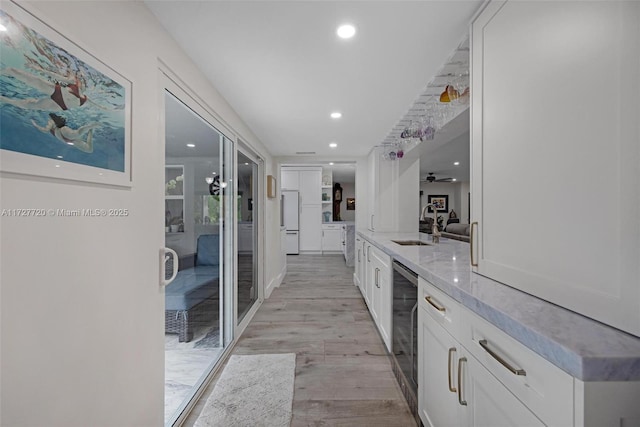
[
  {"x1": 366, "y1": 147, "x2": 420, "y2": 232},
  {"x1": 281, "y1": 166, "x2": 322, "y2": 252},
  {"x1": 471, "y1": 1, "x2": 640, "y2": 336}
]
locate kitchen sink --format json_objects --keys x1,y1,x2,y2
[{"x1": 391, "y1": 240, "x2": 431, "y2": 246}]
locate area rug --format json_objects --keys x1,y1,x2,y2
[{"x1": 194, "y1": 353, "x2": 296, "y2": 427}]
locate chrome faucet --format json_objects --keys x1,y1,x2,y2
[{"x1": 421, "y1": 204, "x2": 441, "y2": 243}]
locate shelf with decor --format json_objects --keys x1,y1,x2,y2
[{"x1": 165, "y1": 165, "x2": 185, "y2": 233}]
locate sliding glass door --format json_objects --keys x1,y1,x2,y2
[
  {"x1": 236, "y1": 149, "x2": 260, "y2": 324},
  {"x1": 163, "y1": 90, "x2": 233, "y2": 425}
]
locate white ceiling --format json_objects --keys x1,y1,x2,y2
[{"x1": 146, "y1": 1, "x2": 482, "y2": 162}]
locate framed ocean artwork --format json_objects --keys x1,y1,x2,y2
[{"x1": 0, "y1": 2, "x2": 132, "y2": 186}]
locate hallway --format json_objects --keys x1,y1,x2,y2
[{"x1": 185, "y1": 254, "x2": 416, "y2": 426}]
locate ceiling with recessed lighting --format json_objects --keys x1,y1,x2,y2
[{"x1": 145, "y1": 1, "x2": 482, "y2": 162}]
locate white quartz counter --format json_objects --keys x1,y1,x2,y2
[{"x1": 357, "y1": 230, "x2": 640, "y2": 381}]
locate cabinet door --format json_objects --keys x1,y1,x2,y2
[
  {"x1": 364, "y1": 243, "x2": 373, "y2": 307},
  {"x1": 354, "y1": 237, "x2": 362, "y2": 287},
  {"x1": 471, "y1": 1, "x2": 640, "y2": 336},
  {"x1": 418, "y1": 306, "x2": 462, "y2": 427},
  {"x1": 281, "y1": 169, "x2": 299, "y2": 190},
  {"x1": 321, "y1": 229, "x2": 342, "y2": 251},
  {"x1": 299, "y1": 169, "x2": 321, "y2": 206},
  {"x1": 460, "y1": 353, "x2": 544, "y2": 427},
  {"x1": 299, "y1": 205, "x2": 321, "y2": 251},
  {"x1": 376, "y1": 260, "x2": 392, "y2": 351}
]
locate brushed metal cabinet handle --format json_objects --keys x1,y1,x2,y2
[
  {"x1": 458, "y1": 357, "x2": 467, "y2": 406},
  {"x1": 470, "y1": 221, "x2": 478, "y2": 267},
  {"x1": 425, "y1": 296, "x2": 446, "y2": 313},
  {"x1": 479, "y1": 339, "x2": 526, "y2": 376},
  {"x1": 375, "y1": 268, "x2": 380, "y2": 288},
  {"x1": 448, "y1": 347, "x2": 457, "y2": 393}
]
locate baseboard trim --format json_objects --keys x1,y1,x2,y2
[{"x1": 266, "y1": 263, "x2": 287, "y2": 299}]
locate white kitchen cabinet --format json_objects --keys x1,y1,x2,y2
[
  {"x1": 321, "y1": 224, "x2": 342, "y2": 252},
  {"x1": 354, "y1": 236, "x2": 362, "y2": 289},
  {"x1": 471, "y1": 1, "x2": 640, "y2": 336},
  {"x1": 366, "y1": 147, "x2": 419, "y2": 232},
  {"x1": 367, "y1": 243, "x2": 392, "y2": 351},
  {"x1": 364, "y1": 241, "x2": 373, "y2": 307},
  {"x1": 418, "y1": 277, "x2": 574, "y2": 427},
  {"x1": 460, "y1": 352, "x2": 545, "y2": 427},
  {"x1": 299, "y1": 205, "x2": 321, "y2": 251},
  {"x1": 299, "y1": 168, "x2": 321, "y2": 206},
  {"x1": 280, "y1": 169, "x2": 299, "y2": 190}
]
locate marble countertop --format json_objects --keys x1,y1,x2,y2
[{"x1": 357, "y1": 230, "x2": 640, "y2": 381}]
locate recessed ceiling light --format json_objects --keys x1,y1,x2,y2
[
  {"x1": 337, "y1": 24, "x2": 356, "y2": 39},
  {"x1": 212, "y1": 172, "x2": 217, "y2": 175},
  {"x1": 57, "y1": 155, "x2": 63, "y2": 159},
  {"x1": 454, "y1": 161, "x2": 460, "y2": 166},
  {"x1": 329, "y1": 162, "x2": 334, "y2": 166},
  {"x1": 0, "y1": 24, "x2": 7, "y2": 32},
  {"x1": 244, "y1": 163, "x2": 249, "y2": 165},
  {"x1": 330, "y1": 112, "x2": 342, "y2": 119},
  {"x1": 187, "y1": 143, "x2": 195, "y2": 148},
  {"x1": 452, "y1": 178, "x2": 457, "y2": 182},
  {"x1": 329, "y1": 142, "x2": 338, "y2": 148}
]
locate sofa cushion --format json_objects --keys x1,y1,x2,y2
[
  {"x1": 445, "y1": 223, "x2": 470, "y2": 236},
  {"x1": 165, "y1": 265, "x2": 219, "y2": 311},
  {"x1": 196, "y1": 234, "x2": 220, "y2": 266}
]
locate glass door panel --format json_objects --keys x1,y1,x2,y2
[
  {"x1": 236, "y1": 150, "x2": 259, "y2": 324},
  {"x1": 163, "y1": 91, "x2": 232, "y2": 424}
]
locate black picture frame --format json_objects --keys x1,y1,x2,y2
[
  {"x1": 427, "y1": 194, "x2": 448, "y2": 213},
  {"x1": 346, "y1": 198, "x2": 355, "y2": 210}
]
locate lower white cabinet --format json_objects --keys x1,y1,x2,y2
[
  {"x1": 354, "y1": 237, "x2": 362, "y2": 289},
  {"x1": 360, "y1": 240, "x2": 392, "y2": 352},
  {"x1": 299, "y1": 205, "x2": 321, "y2": 251},
  {"x1": 420, "y1": 277, "x2": 572, "y2": 427},
  {"x1": 418, "y1": 277, "x2": 640, "y2": 427},
  {"x1": 321, "y1": 224, "x2": 342, "y2": 252}
]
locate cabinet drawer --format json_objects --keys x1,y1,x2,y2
[
  {"x1": 322, "y1": 224, "x2": 342, "y2": 230},
  {"x1": 461, "y1": 310, "x2": 574, "y2": 427},
  {"x1": 419, "y1": 278, "x2": 461, "y2": 338},
  {"x1": 369, "y1": 244, "x2": 390, "y2": 269}
]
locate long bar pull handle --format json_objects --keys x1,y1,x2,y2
[
  {"x1": 479, "y1": 339, "x2": 526, "y2": 376},
  {"x1": 457, "y1": 357, "x2": 467, "y2": 406},
  {"x1": 448, "y1": 347, "x2": 457, "y2": 393},
  {"x1": 470, "y1": 221, "x2": 478, "y2": 267},
  {"x1": 425, "y1": 296, "x2": 446, "y2": 313},
  {"x1": 358, "y1": 249, "x2": 361, "y2": 263},
  {"x1": 375, "y1": 268, "x2": 380, "y2": 288},
  {"x1": 367, "y1": 246, "x2": 371, "y2": 262},
  {"x1": 410, "y1": 303, "x2": 419, "y2": 385}
]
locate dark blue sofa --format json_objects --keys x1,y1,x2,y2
[{"x1": 165, "y1": 234, "x2": 220, "y2": 342}]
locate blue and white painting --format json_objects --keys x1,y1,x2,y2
[{"x1": 0, "y1": 8, "x2": 127, "y2": 173}]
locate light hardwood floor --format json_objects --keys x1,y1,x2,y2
[{"x1": 184, "y1": 254, "x2": 416, "y2": 426}]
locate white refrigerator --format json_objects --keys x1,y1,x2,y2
[{"x1": 282, "y1": 190, "x2": 299, "y2": 254}]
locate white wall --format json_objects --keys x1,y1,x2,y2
[
  {"x1": 420, "y1": 181, "x2": 470, "y2": 223},
  {"x1": 355, "y1": 156, "x2": 369, "y2": 231},
  {"x1": 0, "y1": 2, "x2": 277, "y2": 426},
  {"x1": 340, "y1": 183, "x2": 356, "y2": 222}
]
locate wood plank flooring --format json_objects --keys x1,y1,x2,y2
[{"x1": 184, "y1": 254, "x2": 416, "y2": 426}]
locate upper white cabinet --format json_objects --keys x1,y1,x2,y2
[
  {"x1": 280, "y1": 169, "x2": 299, "y2": 190},
  {"x1": 282, "y1": 166, "x2": 322, "y2": 252},
  {"x1": 366, "y1": 147, "x2": 419, "y2": 232},
  {"x1": 299, "y1": 169, "x2": 321, "y2": 206},
  {"x1": 471, "y1": 1, "x2": 640, "y2": 336}
]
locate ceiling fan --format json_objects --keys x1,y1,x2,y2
[{"x1": 422, "y1": 172, "x2": 454, "y2": 183}]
